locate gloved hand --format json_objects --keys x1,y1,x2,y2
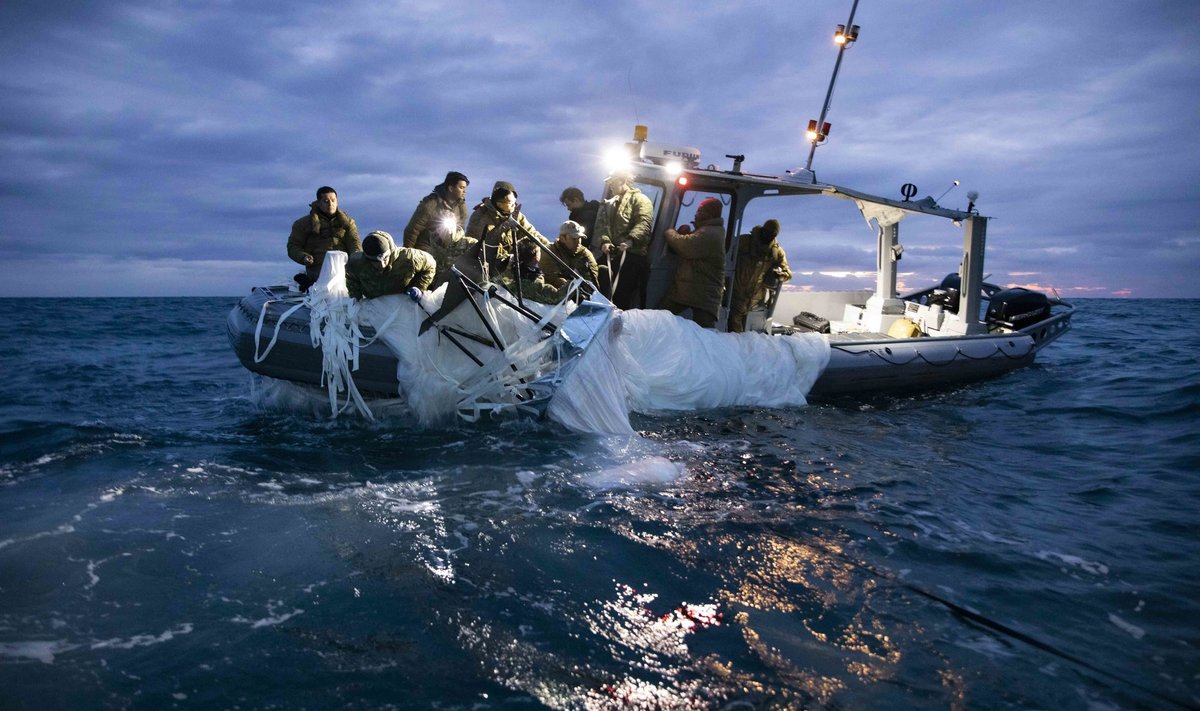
[
  {"x1": 676, "y1": 224, "x2": 693, "y2": 235},
  {"x1": 406, "y1": 287, "x2": 422, "y2": 302}
]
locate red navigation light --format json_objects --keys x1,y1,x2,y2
[{"x1": 677, "y1": 175, "x2": 689, "y2": 187}]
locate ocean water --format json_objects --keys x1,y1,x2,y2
[{"x1": 0, "y1": 296, "x2": 1197, "y2": 710}]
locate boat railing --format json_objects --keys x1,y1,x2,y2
[{"x1": 1018, "y1": 301, "x2": 1074, "y2": 351}]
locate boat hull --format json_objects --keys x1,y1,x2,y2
[
  {"x1": 229, "y1": 285, "x2": 1069, "y2": 404},
  {"x1": 809, "y1": 332, "x2": 1036, "y2": 397},
  {"x1": 226, "y1": 285, "x2": 402, "y2": 396}
]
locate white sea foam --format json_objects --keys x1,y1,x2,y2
[
  {"x1": 232, "y1": 601, "x2": 304, "y2": 629},
  {"x1": 91, "y1": 623, "x2": 194, "y2": 650},
  {"x1": 0, "y1": 640, "x2": 79, "y2": 664},
  {"x1": 0, "y1": 524, "x2": 75, "y2": 551},
  {"x1": 581, "y1": 456, "x2": 687, "y2": 490},
  {"x1": 1036, "y1": 550, "x2": 1109, "y2": 576},
  {"x1": 1107, "y1": 613, "x2": 1146, "y2": 640}
]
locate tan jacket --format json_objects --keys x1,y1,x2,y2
[
  {"x1": 730, "y1": 228, "x2": 792, "y2": 314},
  {"x1": 595, "y1": 188, "x2": 654, "y2": 256},
  {"x1": 402, "y1": 186, "x2": 468, "y2": 248},
  {"x1": 465, "y1": 199, "x2": 550, "y2": 272},
  {"x1": 543, "y1": 239, "x2": 600, "y2": 289},
  {"x1": 345, "y1": 232, "x2": 436, "y2": 299},
  {"x1": 288, "y1": 206, "x2": 360, "y2": 270},
  {"x1": 662, "y1": 217, "x2": 726, "y2": 315}
]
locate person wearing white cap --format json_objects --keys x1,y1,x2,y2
[{"x1": 543, "y1": 220, "x2": 599, "y2": 289}]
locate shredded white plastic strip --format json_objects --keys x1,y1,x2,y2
[{"x1": 303, "y1": 251, "x2": 377, "y2": 421}]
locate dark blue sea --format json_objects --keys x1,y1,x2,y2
[{"x1": 1, "y1": 297, "x2": 1197, "y2": 710}]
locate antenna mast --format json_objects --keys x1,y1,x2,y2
[{"x1": 804, "y1": 0, "x2": 861, "y2": 172}]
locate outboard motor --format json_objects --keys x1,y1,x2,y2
[
  {"x1": 926, "y1": 273, "x2": 961, "y2": 313},
  {"x1": 986, "y1": 288, "x2": 1051, "y2": 330}
]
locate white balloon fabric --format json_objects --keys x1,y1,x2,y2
[{"x1": 304, "y1": 255, "x2": 831, "y2": 433}]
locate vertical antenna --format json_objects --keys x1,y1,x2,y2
[
  {"x1": 627, "y1": 66, "x2": 640, "y2": 125},
  {"x1": 805, "y1": 0, "x2": 861, "y2": 172}
]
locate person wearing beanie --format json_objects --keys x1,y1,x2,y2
[
  {"x1": 345, "y1": 230, "x2": 436, "y2": 300},
  {"x1": 728, "y1": 219, "x2": 792, "y2": 332},
  {"x1": 288, "y1": 186, "x2": 361, "y2": 292},
  {"x1": 657, "y1": 197, "x2": 727, "y2": 328},
  {"x1": 402, "y1": 171, "x2": 470, "y2": 249},
  {"x1": 543, "y1": 219, "x2": 600, "y2": 290},
  {"x1": 595, "y1": 172, "x2": 654, "y2": 308},
  {"x1": 464, "y1": 182, "x2": 551, "y2": 276}
]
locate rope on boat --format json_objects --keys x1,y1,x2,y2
[
  {"x1": 606, "y1": 250, "x2": 626, "y2": 297},
  {"x1": 828, "y1": 338, "x2": 1032, "y2": 366},
  {"x1": 253, "y1": 296, "x2": 306, "y2": 364}
]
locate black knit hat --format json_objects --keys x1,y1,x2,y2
[{"x1": 363, "y1": 231, "x2": 391, "y2": 261}]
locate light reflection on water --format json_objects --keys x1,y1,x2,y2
[{"x1": 2, "y1": 298, "x2": 1198, "y2": 709}]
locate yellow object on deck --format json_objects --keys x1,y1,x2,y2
[{"x1": 887, "y1": 319, "x2": 922, "y2": 338}]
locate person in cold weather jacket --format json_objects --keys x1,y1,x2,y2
[
  {"x1": 728, "y1": 219, "x2": 792, "y2": 333},
  {"x1": 402, "y1": 171, "x2": 470, "y2": 248},
  {"x1": 465, "y1": 181, "x2": 550, "y2": 276},
  {"x1": 288, "y1": 186, "x2": 360, "y2": 291},
  {"x1": 657, "y1": 197, "x2": 726, "y2": 329},
  {"x1": 559, "y1": 187, "x2": 602, "y2": 256},
  {"x1": 542, "y1": 220, "x2": 599, "y2": 290},
  {"x1": 419, "y1": 220, "x2": 480, "y2": 290},
  {"x1": 595, "y1": 172, "x2": 654, "y2": 309},
  {"x1": 345, "y1": 230, "x2": 435, "y2": 300},
  {"x1": 497, "y1": 240, "x2": 567, "y2": 306}
]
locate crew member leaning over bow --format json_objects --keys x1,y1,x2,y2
[{"x1": 346, "y1": 231, "x2": 435, "y2": 300}]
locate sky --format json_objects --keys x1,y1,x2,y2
[{"x1": 1, "y1": 0, "x2": 1197, "y2": 298}]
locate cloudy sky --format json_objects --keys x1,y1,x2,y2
[{"x1": 2, "y1": 1, "x2": 1197, "y2": 298}]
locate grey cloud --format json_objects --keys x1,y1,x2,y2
[{"x1": 1, "y1": 0, "x2": 1198, "y2": 296}]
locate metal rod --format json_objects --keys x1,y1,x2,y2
[{"x1": 805, "y1": 0, "x2": 860, "y2": 172}]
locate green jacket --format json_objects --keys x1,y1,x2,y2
[
  {"x1": 288, "y1": 206, "x2": 360, "y2": 270},
  {"x1": 418, "y1": 229, "x2": 480, "y2": 289},
  {"x1": 345, "y1": 233, "x2": 436, "y2": 299},
  {"x1": 402, "y1": 186, "x2": 468, "y2": 249},
  {"x1": 543, "y1": 239, "x2": 599, "y2": 289},
  {"x1": 662, "y1": 217, "x2": 726, "y2": 316},
  {"x1": 465, "y1": 199, "x2": 550, "y2": 272},
  {"x1": 595, "y1": 188, "x2": 654, "y2": 256},
  {"x1": 730, "y1": 227, "x2": 792, "y2": 314},
  {"x1": 497, "y1": 272, "x2": 567, "y2": 305}
]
